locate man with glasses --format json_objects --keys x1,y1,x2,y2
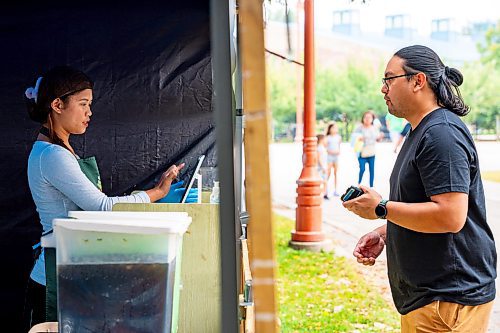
[{"x1": 343, "y1": 45, "x2": 496, "y2": 332}]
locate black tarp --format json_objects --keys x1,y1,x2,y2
[{"x1": 0, "y1": 2, "x2": 213, "y2": 331}]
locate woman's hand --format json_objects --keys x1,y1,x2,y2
[
  {"x1": 146, "y1": 163, "x2": 185, "y2": 202},
  {"x1": 156, "y1": 163, "x2": 185, "y2": 195}
]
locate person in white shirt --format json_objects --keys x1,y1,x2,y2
[
  {"x1": 352, "y1": 111, "x2": 384, "y2": 187},
  {"x1": 325, "y1": 122, "x2": 341, "y2": 196}
]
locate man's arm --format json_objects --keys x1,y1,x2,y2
[
  {"x1": 373, "y1": 223, "x2": 387, "y2": 240},
  {"x1": 385, "y1": 192, "x2": 468, "y2": 233},
  {"x1": 343, "y1": 186, "x2": 468, "y2": 234}
]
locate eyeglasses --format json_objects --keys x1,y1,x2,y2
[{"x1": 381, "y1": 73, "x2": 418, "y2": 90}]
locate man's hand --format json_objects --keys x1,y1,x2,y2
[
  {"x1": 342, "y1": 185, "x2": 382, "y2": 220},
  {"x1": 353, "y1": 231, "x2": 385, "y2": 266}
]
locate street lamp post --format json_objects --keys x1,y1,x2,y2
[{"x1": 290, "y1": 0, "x2": 329, "y2": 251}]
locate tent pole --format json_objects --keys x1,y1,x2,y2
[{"x1": 210, "y1": 0, "x2": 239, "y2": 332}]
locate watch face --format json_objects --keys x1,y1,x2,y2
[{"x1": 375, "y1": 204, "x2": 387, "y2": 217}]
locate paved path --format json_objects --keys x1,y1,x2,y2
[{"x1": 270, "y1": 141, "x2": 500, "y2": 332}]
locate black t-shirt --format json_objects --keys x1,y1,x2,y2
[{"x1": 387, "y1": 108, "x2": 497, "y2": 315}]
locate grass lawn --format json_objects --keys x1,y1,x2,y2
[
  {"x1": 275, "y1": 214, "x2": 399, "y2": 332},
  {"x1": 482, "y1": 171, "x2": 500, "y2": 183}
]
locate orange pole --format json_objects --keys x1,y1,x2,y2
[{"x1": 292, "y1": 0, "x2": 325, "y2": 243}]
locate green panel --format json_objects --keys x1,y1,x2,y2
[{"x1": 113, "y1": 202, "x2": 221, "y2": 333}]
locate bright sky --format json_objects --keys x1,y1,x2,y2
[{"x1": 283, "y1": 0, "x2": 499, "y2": 36}]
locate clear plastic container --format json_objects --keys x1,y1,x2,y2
[
  {"x1": 53, "y1": 213, "x2": 191, "y2": 333},
  {"x1": 210, "y1": 181, "x2": 220, "y2": 204}
]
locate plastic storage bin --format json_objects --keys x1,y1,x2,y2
[
  {"x1": 67, "y1": 211, "x2": 189, "y2": 220},
  {"x1": 53, "y1": 213, "x2": 191, "y2": 333}
]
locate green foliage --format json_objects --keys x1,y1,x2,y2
[
  {"x1": 268, "y1": 59, "x2": 298, "y2": 124},
  {"x1": 461, "y1": 23, "x2": 500, "y2": 131},
  {"x1": 268, "y1": 46, "x2": 499, "y2": 136},
  {"x1": 461, "y1": 61, "x2": 500, "y2": 130},
  {"x1": 268, "y1": 58, "x2": 388, "y2": 140},
  {"x1": 274, "y1": 214, "x2": 400, "y2": 332},
  {"x1": 315, "y1": 63, "x2": 387, "y2": 124},
  {"x1": 477, "y1": 21, "x2": 500, "y2": 70}
]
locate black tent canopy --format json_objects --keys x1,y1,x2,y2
[{"x1": 0, "y1": 2, "x2": 229, "y2": 330}]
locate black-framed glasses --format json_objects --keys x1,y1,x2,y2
[{"x1": 381, "y1": 73, "x2": 418, "y2": 90}]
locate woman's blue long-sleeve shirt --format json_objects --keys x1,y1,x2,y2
[{"x1": 27, "y1": 141, "x2": 150, "y2": 285}]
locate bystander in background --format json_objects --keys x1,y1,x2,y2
[
  {"x1": 325, "y1": 122, "x2": 341, "y2": 196},
  {"x1": 352, "y1": 111, "x2": 384, "y2": 187}
]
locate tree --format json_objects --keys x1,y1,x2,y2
[
  {"x1": 315, "y1": 63, "x2": 386, "y2": 123},
  {"x1": 268, "y1": 58, "x2": 388, "y2": 140},
  {"x1": 477, "y1": 20, "x2": 500, "y2": 70},
  {"x1": 268, "y1": 58, "x2": 298, "y2": 125},
  {"x1": 462, "y1": 21, "x2": 500, "y2": 131}
]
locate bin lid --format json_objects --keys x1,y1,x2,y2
[
  {"x1": 53, "y1": 216, "x2": 191, "y2": 235},
  {"x1": 68, "y1": 211, "x2": 189, "y2": 220}
]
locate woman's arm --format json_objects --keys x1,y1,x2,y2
[{"x1": 40, "y1": 146, "x2": 181, "y2": 210}]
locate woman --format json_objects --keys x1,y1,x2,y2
[
  {"x1": 24, "y1": 66, "x2": 183, "y2": 328},
  {"x1": 352, "y1": 110, "x2": 383, "y2": 187},
  {"x1": 325, "y1": 122, "x2": 341, "y2": 197}
]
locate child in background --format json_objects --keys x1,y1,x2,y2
[
  {"x1": 326, "y1": 122, "x2": 341, "y2": 196},
  {"x1": 317, "y1": 134, "x2": 329, "y2": 199}
]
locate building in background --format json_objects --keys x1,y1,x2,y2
[{"x1": 314, "y1": 0, "x2": 499, "y2": 65}]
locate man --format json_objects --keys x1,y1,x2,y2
[{"x1": 343, "y1": 45, "x2": 496, "y2": 332}]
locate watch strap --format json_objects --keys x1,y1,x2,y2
[{"x1": 376, "y1": 199, "x2": 389, "y2": 219}]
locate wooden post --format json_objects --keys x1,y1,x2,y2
[{"x1": 239, "y1": 0, "x2": 279, "y2": 332}]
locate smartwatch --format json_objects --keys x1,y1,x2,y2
[{"x1": 375, "y1": 199, "x2": 389, "y2": 219}]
